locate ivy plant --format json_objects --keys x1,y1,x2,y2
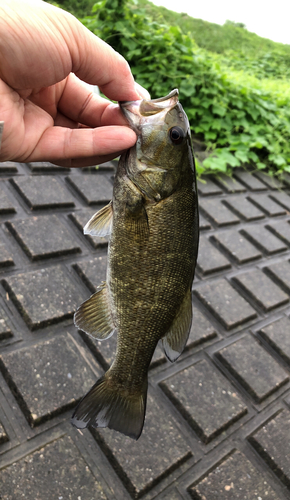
[{"x1": 78, "y1": 0, "x2": 290, "y2": 175}]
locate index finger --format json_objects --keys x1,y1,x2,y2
[{"x1": 50, "y1": 6, "x2": 148, "y2": 101}]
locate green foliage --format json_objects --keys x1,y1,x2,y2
[
  {"x1": 216, "y1": 50, "x2": 290, "y2": 81},
  {"x1": 45, "y1": 0, "x2": 95, "y2": 17},
  {"x1": 79, "y1": 0, "x2": 290, "y2": 174},
  {"x1": 224, "y1": 20, "x2": 246, "y2": 29},
  {"x1": 137, "y1": 0, "x2": 290, "y2": 81}
]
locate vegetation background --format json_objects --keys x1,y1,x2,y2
[{"x1": 47, "y1": 0, "x2": 290, "y2": 176}]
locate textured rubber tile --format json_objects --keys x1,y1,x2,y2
[
  {"x1": 66, "y1": 174, "x2": 113, "y2": 205},
  {"x1": 2, "y1": 161, "x2": 290, "y2": 499},
  {"x1": 264, "y1": 259, "x2": 290, "y2": 294},
  {"x1": 269, "y1": 191, "x2": 290, "y2": 211},
  {"x1": 0, "y1": 184, "x2": 16, "y2": 214},
  {"x1": 259, "y1": 316, "x2": 290, "y2": 365},
  {"x1": 6, "y1": 215, "x2": 81, "y2": 260},
  {"x1": 222, "y1": 196, "x2": 265, "y2": 221},
  {"x1": 2, "y1": 265, "x2": 86, "y2": 330},
  {"x1": 162, "y1": 489, "x2": 183, "y2": 500},
  {"x1": 10, "y1": 176, "x2": 75, "y2": 210},
  {"x1": 83, "y1": 161, "x2": 116, "y2": 172},
  {"x1": 249, "y1": 410, "x2": 290, "y2": 489},
  {"x1": 160, "y1": 359, "x2": 247, "y2": 443},
  {"x1": 93, "y1": 390, "x2": 192, "y2": 498},
  {"x1": 27, "y1": 161, "x2": 70, "y2": 173},
  {"x1": 247, "y1": 194, "x2": 286, "y2": 217},
  {"x1": 0, "y1": 237, "x2": 14, "y2": 268},
  {"x1": 240, "y1": 224, "x2": 287, "y2": 255},
  {"x1": 73, "y1": 255, "x2": 108, "y2": 293},
  {"x1": 197, "y1": 177, "x2": 223, "y2": 196},
  {"x1": 253, "y1": 171, "x2": 285, "y2": 189},
  {"x1": 0, "y1": 435, "x2": 108, "y2": 499},
  {"x1": 0, "y1": 333, "x2": 100, "y2": 426},
  {"x1": 0, "y1": 161, "x2": 18, "y2": 174},
  {"x1": 0, "y1": 306, "x2": 12, "y2": 341},
  {"x1": 196, "y1": 236, "x2": 231, "y2": 276},
  {"x1": 216, "y1": 335, "x2": 289, "y2": 403},
  {"x1": 232, "y1": 269, "x2": 289, "y2": 312},
  {"x1": 189, "y1": 450, "x2": 280, "y2": 499},
  {"x1": 282, "y1": 172, "x2": 290, "y2": 187},
  {"x1": 213, "y1": 174, "x2": 246, "y2": 193},
  {"x1": 233, "y1": 170, "x2": 268, "y2": 191},
  {"x1": 199, "y1": 213, "x2": 211, "y2": 231},
  {"x1": 211, "y1": 230, "x2": 262, "y2": 264},
  {"x1": 199, "y1": 199, "x2": 240, "y2": 227},
  {"x1": 0, "y1": 420, "x2": 8, "y2": 444},
  {"x1": 194, "y1": 279, "x2": 257, "y2": 330},
  {"x1": 189, "y1": 305, "x2": 217, "y2": 348},
  {"x1": 266, "y1": 220, "x2": 290, "y2": 246}
]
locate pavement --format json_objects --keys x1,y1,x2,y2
[{"x1": 0, "y1": 159, "x2": 290, "y2": 500}]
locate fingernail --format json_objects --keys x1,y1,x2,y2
[{"x1": 135, "y1": 82, "x2": 151, "y2": 100}]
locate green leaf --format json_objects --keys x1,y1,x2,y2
[
  {"x1": 212, "y1": 104, "x2": 227, "y2": 116},
  {"x1": 234, "y1": 149, "x2": 249, "y2": 163},
  {"x1": 203, "y1": 156, "x2": 228, "y2": 172},
  {"x1": 272, "y1": 155, "x2": 287, "y2": 167},
  {"x1": 256, "y1": 162, "x2": 267, "y2": 169},
  {"x1": 205, "y1": 131, "x2": 217, "y2": 141}
]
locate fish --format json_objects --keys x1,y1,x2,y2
[{"x1": 71, "y1": 89, "x2": 199, "y2": 440}]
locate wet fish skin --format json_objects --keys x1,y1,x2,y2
[{"x1": 72, "y1": 89, "x2": 199, "y2": 439}]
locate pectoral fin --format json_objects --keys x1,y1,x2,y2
[
  {"x1": 162, "y1": 289, "x2": 192, "y2": 362},
  {"x1": 84, "y1": 202, "x2": 113, "y2": 237},
  {"x1": 74, "y1": 283, "x2": 115, "y2": 340}
]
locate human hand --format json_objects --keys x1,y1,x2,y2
[{"x1": 0, "y1": 0, "x2": 149, "y2": 167}]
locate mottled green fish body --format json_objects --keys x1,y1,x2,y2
[{"x1": 72, "y1": 89, "x2": 199, "y2": 439}]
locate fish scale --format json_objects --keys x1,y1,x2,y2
[{"x1": 72, "y1": 89, "x2": 199, "y2": 439}]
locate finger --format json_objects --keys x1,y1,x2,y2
[
  {"x1": 0, "y1": 0, "x2": 146, "y2": 103},
  {"x1": 54, "y1": 111, "x2": 79, "y2": 129},
  {"x1": 21, "y1": 125, "x2": 137, "y2": 164},
  {"x1": 55, "y1": 152, "x2": 122, "y2": 168},
  {"x1": 71, "y1": 33, "x2": 138, "y2": 102},
  {"x1": 57, "y1": 74, "x2": 129, "y2": 128},
  {"x1": 47, "y1": 6, "x2": 142, "y2": 101},
  {"x1": 0, "y1": 1, "x2": 72, "y2": 89},
  {"x1": 135, "y1": 82, "x2": 151, "y2": 100}
]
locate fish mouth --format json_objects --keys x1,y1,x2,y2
[
  {"x1": 119, "y1": 89, "x2": 179, "y2": 132},
  {"x1": 148, "y1": 89, "x2": 179, "y2": 103}
]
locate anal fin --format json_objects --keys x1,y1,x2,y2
[
  {"x1": 162, "y1": 289, "x2": 192, "y2": 362},
  {"x1": 84, "y1": 201, "x2": 113, "y2": 237},
  {"x1": 74, "y1": 282, "x2": 115, "y2": 340}
]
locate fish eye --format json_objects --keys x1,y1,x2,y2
[{"x1": 169, "y1": 126, "x2": 185, "y2": 145}]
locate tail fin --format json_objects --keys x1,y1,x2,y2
[{"x1": 71, "y1": 374, "x2": 148, "y2": 440}]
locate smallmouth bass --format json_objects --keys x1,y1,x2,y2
[{"x1": 71, "y1": 89, "x2": 199, "y2": 439}]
